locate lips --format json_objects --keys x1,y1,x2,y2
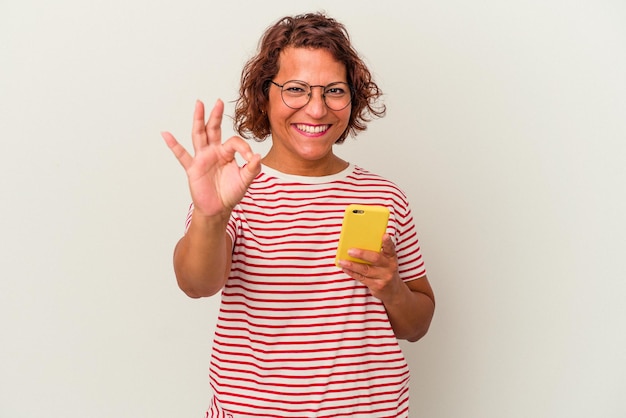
[{"x1": 295, "y1": 124, "x2": 330, "y2": 134}]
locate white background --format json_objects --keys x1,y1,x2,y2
[{"x1": 1, "y1": 0, "x2": 625, "y2": 417}]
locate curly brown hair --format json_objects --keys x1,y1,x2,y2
[{"x1": 233, "y1": 12, "x2": 385, "y2": 143}]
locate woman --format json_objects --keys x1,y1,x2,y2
[{"x1": 163, "y1": 12, "x2": 435, "y2": 418}]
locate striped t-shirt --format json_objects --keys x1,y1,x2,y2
[{"x1": 199, "y1": 164, "x2": 427, "y2": 418}]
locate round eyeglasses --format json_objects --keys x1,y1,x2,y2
[{"x1": 269, "y1": 80, "x2": 352, "y2": 111}]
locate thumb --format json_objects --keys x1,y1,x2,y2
[{"x1": 381, "y1": 234, "x2": 397, "y2": 257}]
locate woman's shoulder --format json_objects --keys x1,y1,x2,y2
[{"x1": 350, "y1": 165, "x2": 403, "y2": 187}]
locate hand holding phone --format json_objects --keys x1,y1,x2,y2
[{"x1": 335, "y1": 204, "x2": 389, "y2": 267}]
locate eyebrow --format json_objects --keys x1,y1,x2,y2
[{"x1": 280, "y1": 80, "x2": 349, "y2": 85}]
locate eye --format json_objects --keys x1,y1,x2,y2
[
  {"x1": 283, "y1": 82, "x2": 309, "y2": 95},
  {"x1": 325, "y1": 84, "x2": 348, "y2": 96}
]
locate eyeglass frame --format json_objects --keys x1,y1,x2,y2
[{"x1": 268, "y1": 80, "x2": 353, "y2": 111}]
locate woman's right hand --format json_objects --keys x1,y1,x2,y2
[{"x1": 162, "y1": 99, "x2": 261, "y2": 218}]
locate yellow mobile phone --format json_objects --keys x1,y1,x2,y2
[{"x1": 335, "y1": 204, "x2": 390, "y2": 266}]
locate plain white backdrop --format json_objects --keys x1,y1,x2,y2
[{"x1": 1, "y1": 0, "x2": 625, "y2": 417}]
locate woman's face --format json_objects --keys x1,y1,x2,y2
[{"x1": 265, "y1": 47, "x2": 351, "y2": 173}]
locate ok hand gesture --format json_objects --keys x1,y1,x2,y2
[{"x1": 162, "y1": 100, "x2": 261, "y2": 218}]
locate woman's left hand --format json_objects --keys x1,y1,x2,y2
[{"x1": 337, "y1": 234, "x2": 404, "y2": 303}]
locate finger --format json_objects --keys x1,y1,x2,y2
[
  {"x1": 205, "y1": 99, "x2": 224, "y2": 146},
  {"x1": 241, "y1": 152, "x2": 262, "y2": 184},
  {"x1": 381, "y1": 234, "x2": 397, "y2": 257},
  {"x1": 339, "y1": 257, "x2": 371, "y2": 275},
  {"x1": 221, "y1": 136, "x2": 262, "y2": 182},
  {"x1": 361, "y1": 263, "x2": 371, "y2": 278},
  {"x1": 347, "y1": 247, "x2": 379, "y2": 265},
  {"x1": 340, "y1": 261, "x2": 372, "y2": 283},
  {"x1": 191, "y1": 100, "x2": 208, "y2": 152},
  {"x1": 220, "y1": 136, "x2": 254, "y2": 160},
  {"x1": 162, "y1": 131, "x2": 193, "y2": 169}
]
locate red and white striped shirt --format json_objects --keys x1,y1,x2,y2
[{"x1": 196, "y1": 164, "x2": 427, "y2": 418}]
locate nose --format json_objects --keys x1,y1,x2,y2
[{"x1": 304, "y1": 86, "x2": 328, "y2": 118}]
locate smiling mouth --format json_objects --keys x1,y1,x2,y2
[{"x1": 295, "y1": 124, "x2": 330, "y2": 134}]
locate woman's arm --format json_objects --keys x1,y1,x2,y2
[
  {"x1": 172, "y1": 210, "x2": 233, "y2": 298},
  {"x1": 163, "y1": 99, "x2": 261, "y2": 298},
  {"x1": 337, "y1": 234, "x2": 435, "y2": 341}
]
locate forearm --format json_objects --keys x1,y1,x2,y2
[
  {"x1": 173, "y1": 210, "x2": 231, "y2": 298},
  {"x1": 384, "y1": 278, "x2": 435, "y2": 342}
]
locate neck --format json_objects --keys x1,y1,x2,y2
[{"x1": 261, "y1": 152, "x2": 348, "y2": 177}]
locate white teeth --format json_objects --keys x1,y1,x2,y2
[{"x1": 296, "y1": 124, "x2": 329, "y2": 134}]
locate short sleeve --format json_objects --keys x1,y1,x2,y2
[{"x1": 393, "y1": 199, "x2": 427, "y2": 282}]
